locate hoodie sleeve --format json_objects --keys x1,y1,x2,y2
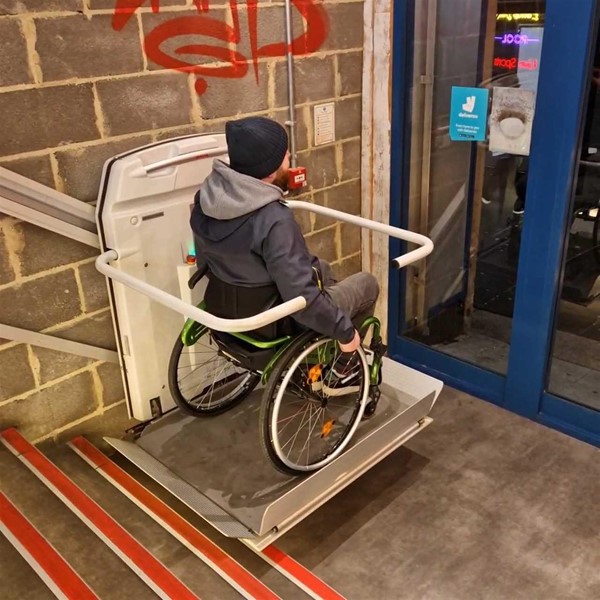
[{"x1": 261, "y1": 212, "x2": 355, "y2": 343}]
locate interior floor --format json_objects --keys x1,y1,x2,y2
[
  {"x1": 284, "y1": 387, "x2": 600, "y2": 599},
  {"x1": 437, "y1": 167, "x2": 600, "y2": 410},
  {"x1": 437, "y1": 310, "x2": 600, "y2": 410}
]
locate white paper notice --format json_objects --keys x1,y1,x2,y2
[
  {"x1": 488, "y1": 87, "x2": 535, "y2": 156},
  {"x1": 314, "y1": 102, "x2": 335, "y2": 146}
]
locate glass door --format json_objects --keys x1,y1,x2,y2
[
  {"x1": 546, "y1": 33, "x2": 600, "y2": 413},
  {"x1": 389, "y1": 0, "x2": 600, "y2": 444},
  {"x1": 390, "y1": 0, "x2": 548, "y2": 394}
]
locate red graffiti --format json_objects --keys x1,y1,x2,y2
[{"x1": 112, "y1": 0, "x2": 329, "y2": 95}]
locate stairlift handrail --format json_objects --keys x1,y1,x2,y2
[
  {"x1": 96, "y1": 203, "x2": 433, "y2": 333},
  {"x1": 139, "y1": 146, "x2": 228, "y2": 174},
  {"x1": 285, "y1": 201, "x2": 433, "y2": 269},
  {"x1": 96, "y1": 250, "x2": 307, "y2": 333}
]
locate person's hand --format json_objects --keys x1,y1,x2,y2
[{"x1": 339, "y1": 329, "x2": 361, "y2": 353}]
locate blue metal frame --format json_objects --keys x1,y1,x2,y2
[
  {"x1": 388, "y1": 0, "x2": 600, "y2": 446},
  {"x1": 388, "y1": 0, "x2": 412, "y2": 341},
  {"x1": 504, "y1": 0, "x2": 598, "y2": 430}
]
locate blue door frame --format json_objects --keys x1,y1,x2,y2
[{"x1": 388, "y1": 0, "x2": 600, "y2": 447}]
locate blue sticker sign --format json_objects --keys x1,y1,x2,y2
[{"x1": 449, "y1": 86, "x2": 489, "y2": 142}]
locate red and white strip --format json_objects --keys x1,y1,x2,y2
[
  {"x1": 255, "y1": 545, "x2": 347, "y2": 600},
  {"x1": 0, "y1": 491, "x2": 99, "y2": 600},
  {"x1": 0, "y1": 428, "x2": 199, "y2": 600},
  {"x1": 69, "y1": 437, "x2": 346, "y2": 600},
  {"x1": 68, "y1": 435, "x2": 280, "y2": 600}
]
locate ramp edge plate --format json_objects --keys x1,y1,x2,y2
[{"x1": 104, "y1": 437, "x2": 257, "y2": 539}]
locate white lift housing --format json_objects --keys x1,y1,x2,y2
[{"x1": 97, "y1": 134, "x2": 229, "y2": 420}]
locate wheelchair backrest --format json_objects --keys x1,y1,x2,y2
[{"x1": 204, "y1": 276, "x2": 297, "y2": 341}]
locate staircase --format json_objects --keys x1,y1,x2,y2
[{"x1": 0, "y1": 429, "x2": 345, "y2": 600}]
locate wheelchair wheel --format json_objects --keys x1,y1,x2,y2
[
  {"x1": 168, "y1": 328, "x2": 259, "y2": 416},
  {"x1": 260, "y1": 331, "x2": 370, "y2": 476}
]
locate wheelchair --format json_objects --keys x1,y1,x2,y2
[{"x1": 167, "y1": 263, "x2": 386, "y2": 476}]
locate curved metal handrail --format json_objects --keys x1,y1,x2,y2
[
  {"x1": 285, "y1": 201, "x2": 434, "y2": 269},
  {"x1": 96, "y1": 203, "x2": 434, "y2": 333},
  {"x1": 96, "y1": 250, "x2": 307, "y2": 333}
]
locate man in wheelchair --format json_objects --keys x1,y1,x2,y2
[{"x1": 190, "y1": 116, "x2": 380, "y2": 395}]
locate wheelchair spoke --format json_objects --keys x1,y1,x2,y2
[
  {"x1": 277, "y1": 407, "x2": 308, "y2": 432},
  {"x1": 170, "y1": 327, "x2": 259, "y2": 417},
  {"x1": 297, "y1": 405, "x2": 322, "y2": 464},
  {"x1": 293, "y1": 404, "x2": 317, "y2": 464},
  {"x1": 179, "y1": 358, "x2": 223, "y2": 394},
  {"x1": 178, "y1": 355, "x2": 220, "y2": 381},
  {"x1": 178, "y1": 343, "x2": 249, "y2": 407},
  {"x1": 281, "y1": 404, "x2": 313, "y2": 454},
  {"x1": 205, "y1": 361, "x2": 234, "y2": 407}
]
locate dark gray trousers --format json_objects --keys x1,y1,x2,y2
[{"x1": 319, "y1": 260, "x2": 380, "y2": 332}]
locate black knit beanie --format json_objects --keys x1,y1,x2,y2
[{"x1": 225, "y1": 117, "x2": 289, "y2": 179}]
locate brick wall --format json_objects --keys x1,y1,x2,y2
[{"x1": 0, "y1": 0, "x2": 365, "y2": 442}]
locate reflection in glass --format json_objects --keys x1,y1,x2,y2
[{"x1": 548, "y1": 36, "x2": 600, "y2": 411}]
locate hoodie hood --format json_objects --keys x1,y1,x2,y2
[{"x1": 198, "y1": 159, "x2": 284, "y2": 220}]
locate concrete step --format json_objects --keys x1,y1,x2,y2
[
  {"x1": 0, "y1": 431, "x2": 316, "y2": 600},
  {"x1": 0, "y1": 444, "x2": 154, "y2": 599},
  {"x1": 0, "y1": 534, "x2": 55, "y2": 600}
]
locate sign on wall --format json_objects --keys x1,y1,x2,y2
[
  {"x1": 449, "y1": 86, "x2": 490, "y2": 142},
  {"x1": 314, "y1": 102, "x2": 335, "y2": 146}
]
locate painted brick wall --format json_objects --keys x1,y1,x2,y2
[{"x1": 0, "y1": 0, "x2": 364, "y2": 442}]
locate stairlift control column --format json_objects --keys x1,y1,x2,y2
[{"x1": 96, "y1": 134, "x2": 228, "y2": 420}]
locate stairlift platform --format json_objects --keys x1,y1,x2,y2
[
  {"x1": 106, "y1": 356, "x2": 440, "y2": 549},
  {"x1": 97, "y1": 134, "x2": 442, "y2": 548}
]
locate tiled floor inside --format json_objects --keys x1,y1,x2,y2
[{"x1": 436, "y1": 309, "x2": 600, "y2": 410}]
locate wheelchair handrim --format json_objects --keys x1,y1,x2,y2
[{"x1": 270, "y1": 341, "x2": 369, "y2": 472}]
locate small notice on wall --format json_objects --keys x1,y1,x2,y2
[
  {"x1": 488, "y1": 87, "x2": 535, "y2": 156},
  {"x1": 314, "y1": 102, "x2": 335, "y2": 146},
  {"x1": 449, "y1": 86, "x2": 490, "y2": 142}
]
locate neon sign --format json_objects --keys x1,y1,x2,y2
[
  {"x1": 495, "y1": 33, "x2": 540, "y2": 45},
  {"x1": 496, "y1": 13, "x2": 541, "y2": 22},
  {"x1": 494, "y1": 57, "x2": 539, "y2": 71}
]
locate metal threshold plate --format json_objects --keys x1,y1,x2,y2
[{"x1": 106, "y1": 358, "x2": 440, "y2": 546}]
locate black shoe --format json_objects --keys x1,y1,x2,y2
[
  {"x1": 331, "y1": 352, "x2": 361, "y2": 378},
  {"x1": 313, "y1": 353, "x2": 362, "y2": 397}
]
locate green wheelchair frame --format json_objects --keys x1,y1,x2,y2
[{"x1": 180, "y1": 302, "x2": 385, "y2": 389}]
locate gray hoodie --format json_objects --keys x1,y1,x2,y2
[{"x1": 190, "y1": 160, "x2": 355, "y2": 343}]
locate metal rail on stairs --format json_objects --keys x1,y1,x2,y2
[{"x1": 0, "y1": 167, "x2": 117, "y2": 362}]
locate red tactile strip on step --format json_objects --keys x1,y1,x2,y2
[
  {"x1": 0, "y1": 491, "x2": 99, "y2": 600},
  {"x1": 0, "y1": 428, "x2": 199, "y2": 600},
  {"x1": 68, "y1": 436, "x2": 280, "y2": 600},
  {"x1": 259, "y1": 545, "x2": 347, "y2": 600}
]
